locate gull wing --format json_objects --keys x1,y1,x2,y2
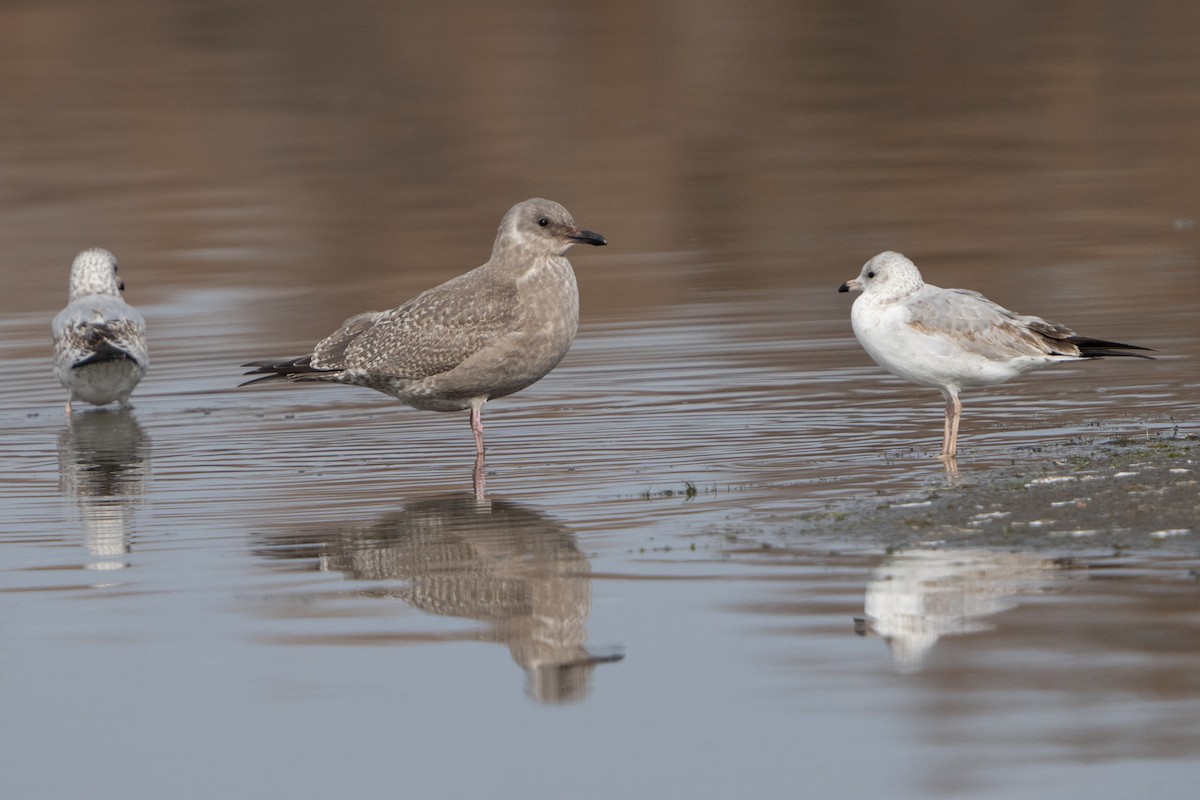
[
  {"x1": 902, "y1": 287, "x2": 1082, "y2": 360},
  {"x1": 312, "y1": 272, "x2": 521, "y2": 379}
]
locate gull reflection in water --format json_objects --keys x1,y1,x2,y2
[
  {"x1": 863, "y1": 549, "x2": 1055, "y2": 672},
  {"x1": 261, "y1": 493, "x2": 622, "y2": 703},
  {"x1": 57, "y1": 410, "x2": 150, "y2": 573}
]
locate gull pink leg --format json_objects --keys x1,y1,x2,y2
[
  {"x1": 469, "y1": 398, "x2": 486, "y2": 459},
  {"x1": 940, "y1": 392, "x2": 962, "y2": 459},
  {"x1": 469, "y1": 398, "x2": 487, "y2": 498}
]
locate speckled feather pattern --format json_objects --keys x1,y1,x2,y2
[
  {"x1": 314, "y1": 271, "x2": 524, "y2": 382},
  {"x1": 52, "y1": 248, "x2": 148, "y2": 409},
  {"x1": 243, "y1": 198, "x2": 603, "y2": 414}
]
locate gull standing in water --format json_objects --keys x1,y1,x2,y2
[
  {"x1": 242, "y1": 198, "x2": 607, "y2": 490},
  {"x1": 53, "y1": 248, "x2": 149, "y2": 414},
  {"x1": 839, "y1": 251, "x2": 1151, "y2": 462}
]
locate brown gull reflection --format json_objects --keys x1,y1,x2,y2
[
  {"x1": 57, "y1": 409, "x2": 150, "y2": 573},
  {"x1": 863, "y1": 549, "x2": 1057, "y2": 672},
  {"x1": 257, "y1": 493, "x2": 622, "y2": 703}
]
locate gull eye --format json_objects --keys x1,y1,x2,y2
[
  {"x1": 866, "y1": 270, "x2": 875, "y2": 279},
  {"x1": 537, "y1": 218, "x2": 549, "y2": 227}
]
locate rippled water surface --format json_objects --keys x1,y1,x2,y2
[{"x1": 3, "y1": 3, "x2": 1200, "y2": 798}]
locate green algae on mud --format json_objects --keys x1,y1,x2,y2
[{"x1": 785, "y1": 433, "x2": 1200, "y2": 553}]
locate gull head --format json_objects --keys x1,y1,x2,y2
[
  {"x1": 68, "y1": 248, "x2": 124, "y2": 301},
  {"x1": 496, "y1": 198, "x2": 607, "y2": 258},
  {"x1": 839, "y1": 251, "x2": 925, "y2": 302}
]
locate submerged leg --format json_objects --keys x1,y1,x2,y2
[
  {"x1": 940, "y1": 391, "x2": 962, "y2": 459},
  {"x1": 473, "y1": 451, "x2": 486, "y2": 500}
]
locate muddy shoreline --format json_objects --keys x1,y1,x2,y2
[{"x1": 781, "y1": 431, "x2": 1200, "y2": 554}]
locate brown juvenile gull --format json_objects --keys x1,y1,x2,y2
[
  {"x1": 241, "y1": 198, "x2": 607, "y2": 463},
  {"x1": 839, "y1": 251, "x2": 1151, "y2": 461},
  {"x1": 52, "y1": 248, "x2": 149, "y2": 414}
]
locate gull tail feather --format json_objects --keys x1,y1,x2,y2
[{"x1": 74, "y1": 342, "x2": 140, "y2": 369}]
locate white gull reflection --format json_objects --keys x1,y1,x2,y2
[
  {"x1": 864, "y1": 549, "x2": 1055, "y2": 672},
  {"x1": 57, "y1": 410, "x2": 150, "y2": 574}
]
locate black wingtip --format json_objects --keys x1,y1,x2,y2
[
  {"x1": 238, "y1": 374, "x2": 284, "y2": 387},
  {"x1": 241, "y1": 360, "x2": 286, "y2": 374},
  {"x1": 1069, "y1": 336, "x2": 1156, "y2": 359},
  {"x1": 238, "y1": 355, "x2": 334, "y2": 387},
  {"x1": 238, "y1": 362, "x2": 290, "y2": 387}
]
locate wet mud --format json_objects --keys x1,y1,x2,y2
[{"x1": 787, "y1": 432, "x2": 1200, "y2": 553}]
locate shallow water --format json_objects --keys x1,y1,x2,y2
[{"x1": 3, "y1": 2, "x2": 1200, "y2": 798}]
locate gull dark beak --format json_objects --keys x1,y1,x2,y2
[
  {"x1": 838, "y1": 278, "x2": 861, "y2": 293},
  {"x1": 118, "y1": 278, "x2": 126, "y2": 292},
  {"x1": 568, "y1": 228, "x2": 607, "y2": 247}
]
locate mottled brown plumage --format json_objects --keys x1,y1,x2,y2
[{"x1": 242, "y1": 198, "x2": 606, "y2": 469}]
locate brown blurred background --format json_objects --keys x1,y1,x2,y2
[{"x1": 2, "y1": 0, "x2": 1198, "y2": 348}]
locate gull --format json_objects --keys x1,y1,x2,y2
[
  {"x1": 839, "y1": 251, "x2": 1151, "y2": 460},
  {"x1": 241, "y1": 198, "x2": 607, "y2": 479},
  {"x1": 52, "y1": 248, "x2": 149, "y2": 414}
]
